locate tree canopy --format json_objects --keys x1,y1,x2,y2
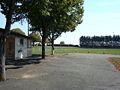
[
  {"x1": 27, "y1": 0, "x2": 84, "y2": 58},
  {"x1": 60, "y1": 41, "x2": 65, "y2": 45},
  {"x1": 29, "y1": 32, "x2": 41, "y2": 42}
]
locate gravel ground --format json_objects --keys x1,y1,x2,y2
[{"x1": 1, "y1": 53, "x2": 120, "y2": 90}]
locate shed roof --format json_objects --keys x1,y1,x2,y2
[{"x1": 0, "y1": 28, "x2": 33, "y2": 40}]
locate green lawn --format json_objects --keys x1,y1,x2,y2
[{"x1": 32, "y1": 46, "x2": 120, "y2": 55}]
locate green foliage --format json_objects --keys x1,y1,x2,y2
[
  {"x1": 29, "y1": 32, "x2": 41, "y2": 42},
  {"x1": 27, "y1": 0, "x2": 84, "y2": 35},
  {"x1": 60, "y1": 41, "x2": 65, "y2": 45},
  {"x1": 11, "y1": 28, "x2": 25, "y2": 35},
  {"x1": 22, "y1": 0, "x2": 84, "y2": 58},
  {"x1": 45, "y1": 0, "x2": 84, "y2": 48},
  {"x1": 0, "y1": 0, "x2": 27, "y2": 23},
  {"x1": 45, "y1": 38, "x2": 50, "y2": 43}
]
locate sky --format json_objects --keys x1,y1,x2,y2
[{"x1": 0, "y1": 0, "x2": 120, "y2": 45}]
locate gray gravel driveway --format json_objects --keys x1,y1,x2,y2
[{"x1": 0, "y1": 53, "x2": 120, "y2": 90}]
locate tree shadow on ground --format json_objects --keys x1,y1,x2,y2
[{"x1": 6, "y1": 54, "x2": 42, "y2": 70}]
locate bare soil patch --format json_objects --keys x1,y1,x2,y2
[{"x1": 108, "y1": 57, "x2": 120, "y2": 71}]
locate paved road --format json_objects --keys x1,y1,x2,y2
[{"x1": 0, "y1": 53, "x2": 120, "y2": 90}]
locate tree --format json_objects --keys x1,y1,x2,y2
[
  {"x1": 11, "y1": 28, "x2": 25, "y2": 35},
  {"x1": 60, "y1": 41, "x2": 65, "y2": 45},
  {"x1": 80, "y1": 35, "x2": 120, "y2": 48},
  {"x1": 29, "y1": 32, "x2": 41, "y2": 46},
  {"x1": 47, "y1": 28, "x2": 62, "y2": 55},
  {"x1": 29, "y1": 32, "x2": 41, "y2": 42},
  {"x1": 0, "y1": 0, "x2": 27, "y2": 81},
  {"x1": 48, "y1": 0, "x2": 84, "y2": 55},
  {"x1": 26, "y1": 0, "x2": 52, "y2": 59},
  {"x1": 0, "y1": 0, "x2": 15, "y2": 81},
  {"x1": 27, "y1": 0, "x2": 84, "y2": 58}
]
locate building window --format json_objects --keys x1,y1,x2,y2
[{"x1": 20, "y1": 39, "x2": 24, "y2": 46}]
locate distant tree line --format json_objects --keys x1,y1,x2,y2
[
  {"x1": 80, "y1": 35, "x2": 120, "y2": 48},
  {"x1": 47, "y1": 44, "x2": 79, "y2": 47}
]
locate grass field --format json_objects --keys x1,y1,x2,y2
[{"x1": 32, "y1": 46, "x2": 120, "y2": 55}]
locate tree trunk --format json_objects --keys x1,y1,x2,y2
[
  {"x1": 33, "y1": 41, "x2": 35, "y2": 46},
  {"x1": 0, "y1": 36, "x2": 6, "y2": 81},
  {"x1": 51, "y1": 38, "x2": 55, "y2": 55},
  {"x1": 0, "y1": 0, "x2": 14, "y2": 81},
  {"x1": 0, "y1": 37, "x2": 1, "y2": 58},
  {"x1": 42, "y1": 28, "x2": 46, "y2": 59}
]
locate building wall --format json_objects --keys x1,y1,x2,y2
[
  {"x1": 15, "y1": 37, "x2": 28, "y2": 59},
  {"x1": 27, "y1": 48, "x2": 32, "y2": 56},
  {"x1": 27, "y1": 40, "x2": 32, "y2": 56},
  {"x1": 6, "y1": 36, "x2": 15, "y2": 59},
  {"x1": 0, "y1": 29, "x2": 33, "y2": 60}
]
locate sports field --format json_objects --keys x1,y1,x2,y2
[{"x1": 32, "y1": 46, "x2": 120, "y2": 55}]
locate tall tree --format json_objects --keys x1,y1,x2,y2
[
  {"x1": 28, "y1": 0, "x2": 84, "y2": 58},
  {"x1": 0, "y1": 0, "x2": 26, "y2": 81},
  {"x1": 27, "y1": 0, "x2": 52, "y2": 59},
  {"x1": 47, "y1": 27, "x2": 62, "y2": 55},
  {"x1": 0, "y1": 0, "x2": 15, "y2": 81}
]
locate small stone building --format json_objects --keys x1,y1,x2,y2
[{"x1": 0, "y1": 28, "x2": 33, "y2": 60}]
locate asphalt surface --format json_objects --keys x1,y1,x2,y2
[{"x1": 0, "y1": 53, "x2": 120, "y2": 90}]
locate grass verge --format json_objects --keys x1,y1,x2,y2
[{"x1": 108, "y1": 57, "x2": 120, "y2": 71}]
